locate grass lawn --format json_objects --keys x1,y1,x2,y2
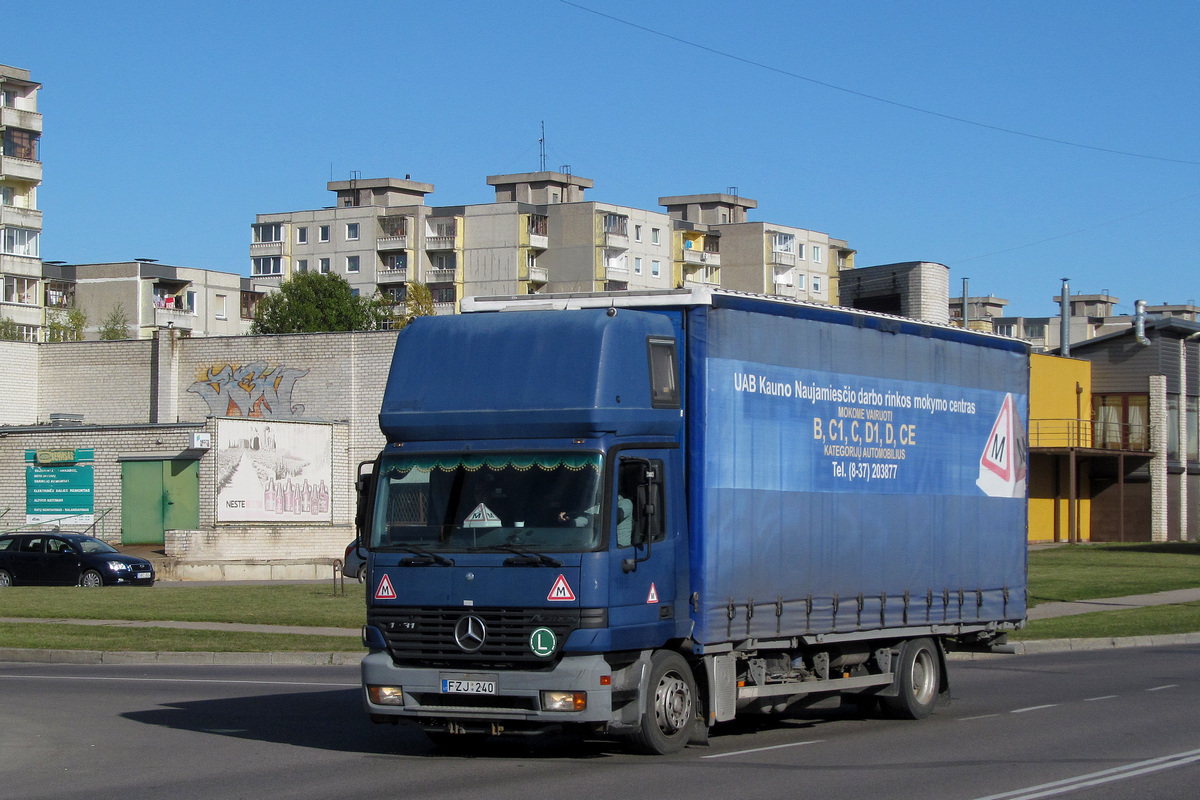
[
  {"x1": 0, "y1": 583, "x2": 366, "y2": 628},
  {"x1": 1013, "y1": 601, "x2": 1200, "y2": 640},
  {"x1": 0, "y1": 622, "x2": 363, "y2": 652},
  {"x1": 1027, "y1": 542, "x2": 1200, "y2": 606}
]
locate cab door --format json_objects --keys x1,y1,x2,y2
[{"x1": 607, "y1": 449, "x2": 683, "y2": 650}]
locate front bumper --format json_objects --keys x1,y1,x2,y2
[{"x1": 361, "y1": 650, "x2": 646, "y2": 731}]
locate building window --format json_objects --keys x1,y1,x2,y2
[
  {"x1": 296, "y1": 226, "x2": 308, "y2": 244},
  {"x1": 319, "y1": 257, "x2": 331, "y2": 274},
  {"x1": 45, "y1": 281, "x2": 74, "y2": 308},
  {"x1": 385, "y1": 252, "x2": 407, "y2": 271},
  {"x1": 526, "y1": 252, "x2": 537, "y2": 270},
  {"x1": 603, "y1": 214, "x2": 628, "y2": 236},
  {"x1": 651, "y1": 228, "x2": 660, "y2": 245},
  {"x1": 296, "y1": 259, "x2": 308, "y2": 273},
  {"x1": 433, "y1": 286, "x2": 456, "y2": 303},
  {"x1": 319, "y1": 225, "x2": 330, "y2": 243},
  {"x1": 1093, "y1": 394, "x2": 1150, "y2": 451},
  {"x1": 2, "y1": 129, "x2": 38, "y2": 160},
  {"x1": 797, "y1": 243, "x2": 805, "y2": 260},
  {"x1": 812, "y1": 276, "x2": 821, "y2": 293},
  {"x1": 346, "y1": 223, "x2": 359, "y2": 241},
  {"x1": 2, "y1": 226, "x2": 39, "y2": 257},
  {"x1": 0, "y1": 186, "x2": 12, "y2": 205},
  {"x1": 796, "y1": 274, "x2": 805, "y2": 291},
  {"x1": 771, "y1": 233, "x2": 795, "y2": 253},
  {"x1": 812, "y1": 245, "x2": 822, "y2": 263},
  {"x1": 252, "y1": 223, "x2": 283, "y2": 243},
  {"x1": 4, "y1": 275, "x2": 38, "y2": 305},
  {"x1": 634, "y1": 225, "x2": 642, "y2": 242},
  {"x1": 346, "y1": 255, "x2": 360, "y2": 272},
  {"x1": 634, "y1": 257, "x2": 642, "y2": 275},
  {"x1": 651, "y1": 260, "x2": 660, "y2": 277},
  {"x1": 1025, "y1": 323, "x2": 1046, "y2": 339},
  {"x1": 995, "y1": 323, "x2": 1015, "y2": 337},
  {"x1": 251, "y1": 256, "x2": 282, "y2": 276},
  {"x1": 215, "y1": 294, "x2": 227, "y2": 319},
  {"x1": 241, "y1": 291, "x2": 262, "y2": 320}
]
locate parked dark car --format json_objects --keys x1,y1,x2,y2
[
  {"x1": 343, "y1": 541, "x2": 366, "y2": 582},
  {"x1": 0, "y1": 532, "x2": 155, "y2": 587}
]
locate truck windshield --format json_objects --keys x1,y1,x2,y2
[{"x1": 370, "y1": 452, "x2": 603, "y2": 553}]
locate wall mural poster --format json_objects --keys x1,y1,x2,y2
[{"x1": 216, "y1": 419, "x2": 332, "y2": 523}]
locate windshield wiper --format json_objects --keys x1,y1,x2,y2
[
  {"x1": 469, "y1": 544, "x2": 562, "y2": 568},
  {"x1": 393, "y1": 545, "x2": 455, "y2": 567}
]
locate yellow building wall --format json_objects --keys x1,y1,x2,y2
[{"x1": 1028, "y1": 353, "x2": 1092, "y2": 542}]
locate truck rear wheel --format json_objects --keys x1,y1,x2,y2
[
  {"x1": 628, "y1": 650, "x2": 696, "y2": 755},
  {"x1": 882, "y1": 637, "x2": 939, "y2": 719}
]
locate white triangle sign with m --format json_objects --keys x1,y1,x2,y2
[
  {"x1": 375, "y1": 573, "x2": 397, "y2": 600},
  {"x1": 547, "y1": 574, "x2": 576, "y2": 602},
  {"x1": 976, "y1": 393, "x2": 1028, "y2": 498}
]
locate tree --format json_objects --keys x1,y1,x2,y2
[
  {"x1": 252, "y1": 272, "x2": 384, "y2": 334},
  {"x1": 45, "y1": 307, "x2": 87, "y2": 342},
  {"x1": 98, "y1": 305, "x2": 132, "y2": 340},
  {"x1": 400, "y1": 282, "x2": 436, "y2": 327},
  {"x1": 0, "y1": 316, "x2": 18, "y2": 341}
]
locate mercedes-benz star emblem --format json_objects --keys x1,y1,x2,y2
[{"x1": 453, "y1": 614, "x2": 487, "y2": 652}]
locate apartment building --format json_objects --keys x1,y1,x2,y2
[
  {"x1": 659, "y1": 193, "x2": 853, "y2": 303},
  {"x1": 0, "y1": 64, "x2": 43, "y2": 341},
  {"x1": 251, "y1": 173, "x2": 853, "y2": 309}
]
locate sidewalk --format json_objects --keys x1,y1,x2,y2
[{"x1": 2, "y1": 588, "x2": 1199, "y2": 665}]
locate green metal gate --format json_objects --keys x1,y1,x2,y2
[{"x1": 120, "y1": 460, "x2": 200, "y2": 545}]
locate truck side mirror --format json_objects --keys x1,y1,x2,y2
[
  {"x1": 621, "y1": 459, "x2": 663, "y2": 573},
  {"x1": 354, "y1": 459, "x2": 377, "y2": 551}
]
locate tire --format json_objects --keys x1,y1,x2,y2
[
  {"x1": 882, "y1": 638, "x2": 940, "y2": 720},
  {"x1": 0, "y1": 569, "x2": 11, "y2": 588},
  {"x1": 627, "y1": 650, "x2": 697, "y2": 755},
  {"x1": 79, "y1": 569, "x2": 104, "y2": 588},
  {"x1": 355, "y1": 564, "x2": 367, "y2": 583}
]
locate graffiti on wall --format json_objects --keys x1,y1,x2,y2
[{"x1": 188, "y1": 362, "x2": 310, "y2": 418}]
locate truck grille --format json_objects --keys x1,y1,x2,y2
[{"x1": 369, "y1": 606, "x2": 602, "y2": 668}]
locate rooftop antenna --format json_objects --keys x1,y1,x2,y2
[{"x1": 540, "y1": 122, "x2": 546, "y2": 172}]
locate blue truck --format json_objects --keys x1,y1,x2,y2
[{"x1": 358, "y1": 288, "x2": 1028, "y2": 754}]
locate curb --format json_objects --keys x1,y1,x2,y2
[{"x1": 946, "y1": 631, "x2": 1200, "y2": 660}]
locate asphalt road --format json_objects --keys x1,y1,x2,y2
[{"x1": 2, "y1": 645, "x2": 1198, "y2": 800}]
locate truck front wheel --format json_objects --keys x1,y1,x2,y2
[
  {"x1": 882, "y1": 637, "x2": 940, "y2": 719},
  {"x1": 628, "y1": 650, "x2": 697, "y2": 755}
]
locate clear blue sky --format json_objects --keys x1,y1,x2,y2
[{"x1": 13, "y1": 0, "x2": 1200, "y2": 317}]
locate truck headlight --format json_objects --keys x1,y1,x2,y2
[
  {"x1": 540, "y1": 691, "x2": 586, "y2": 712},
  {"x1": 367, "y1": 685, "x2": 405, "y2": 706}
]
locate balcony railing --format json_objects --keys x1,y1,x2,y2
[
  {"x1": 683, "y1": 249, "x2": 720, "y2": 266},
  {"x1": 1028, "y1": 418, "x2": 1152, "y2": 452},
  {"x1": 377, "y1": 234, "x2": 409, "y2": 251},
  {"x1": 249, "y1": 241, "x2": 283, "y2": 256},
  {"x1": 528, "y1": 233, "x2": 549, "y2": 250},
  {"x1": 0, "y1": 155, "x2": 41, "y2": 182},
  {"x1": 427, "y1": 268, "x2": 456, "y2": 283},
  {"x1": 528, "y1": 266, "x2": 548, "y2": 284},
  {"x1": 0, "y1": 205, "x2": 41, "y2": 227},
  {"x1": 377, "y1": 267, "x2": 408, "y2": 283},
  {"x1": 603, "y1": 231, "x2": 629, "y2": 250},
  {"x1": 770, "y1": 250, "x2": 796, "y2": 268},
  {"x1": 433, "y1": 301, "x2": 456, "y2": 315},
  {"x1": 426, "y1": 235, "x2": 455, "y2": 251},
  {"x1": 0, "y1": 106, "x2": 43, "y2": 133}
]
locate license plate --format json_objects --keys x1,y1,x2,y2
[
  {"x1": 136, "y1": 572, "x2": 152, "y2": 580},
  {"x1": 441, "y1": 679, "x2": 496, "y2": 695}
]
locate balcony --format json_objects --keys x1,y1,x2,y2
[
  {"x1": 1029, "y1": 418, "x2": 1152, "y2": 453},
  {"x1": 426, "y1": 235, "x2": 455, "y2": 251},
  {"x1": 0, "y1": 107, "x2": 42, "y2": 133},
  {"x1": 250, "y1": 241, "x2": 283, "y2": 257},
  {"x1": 433, "y1": 301, "x2": 456, "y2": 315},
  {"x1": 528, "y1": 266, "x2": 548, "y2": 284},
  {"x1": 770, "y1": 249, "x2": 796, "y2": 268},
  {"x1": 528, "y1": 233, "x2": 549, "y2": 250},
  {"x1": 154, "y1": 307, "x2": 196, "y2": 329},
  {"x1": 603, "y1": 231, "x2": 629, "y2": 250},
  {"x1": 1, "y1": 253, "x2": 41, "y2": 274},
  {"x1": 0, "y1": 155, "x2": 41, "y2": 182},
  {"x1": 683, "y1": 249, "x2": 720, "y2": 267},
  {"x1": 377, "y1": 267, "x2": 408, "y2": 284},
  {"x1": 0, "y1": 205, "x2": 41, "y2": 228},
  {"x1": 772, "y1": 268, "x2": 794, "y2": 286},
  {"x1": 377, "y1": 234, "x2": 410, "y2": 251},
  {"x1": 427, "y1": 268, "x2": 456, "y2": 283}
]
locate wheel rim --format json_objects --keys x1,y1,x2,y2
[
  {"x1": 81, "y1": 572, "x2": 102, "y2": 588},
  {"x1": 653, "y1": 670, "x2": 693, "y2": 735},
  {"x1": 909, "y1": 647, "x2": 937, "y2": 706},
  {"x1": 0, "y1": 572, "x2": 10, "y2": 587}
]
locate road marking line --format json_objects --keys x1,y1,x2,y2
[
  {"x1": 970, "y1": 747, "x2": 1200, "y2": 800},
  {"x1": 1146, "y1": 685, "x2": 1177, "y2": 692},
  {"x1": 958, "y1": 714, "x2": 1002, "y2": 721},
  {"x1": 0, "y1": 675, "x2": 358, "y2": 688},
  {"x1": 1011, "y1": 704, "x2": 1058, "y2": 714},
  {"x1": 1084, "y1": 695, "x2": 1118, "y2": 701},
  {"x1": 701, "y1": 739, "x2": 824, "y2": 759}
]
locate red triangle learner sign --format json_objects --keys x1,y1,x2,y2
[
  {"x1": 547, "y1": 574, "x2": 576, "y2": 602},
  {"x1": 375, "y1": 573, "x2": 396, "y2": 600}
]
